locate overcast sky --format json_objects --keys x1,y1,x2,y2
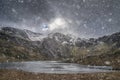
[{"x1": 0, "y1": 0, "x2": 120, "y2": 38}]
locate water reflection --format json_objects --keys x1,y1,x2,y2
[{"x1": 0, "y1": 61, "x2": 112, "y2": 74}]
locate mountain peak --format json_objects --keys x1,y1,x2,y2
[{"x1": 1, "y1": 27, "x2": 29, "y2": 40}]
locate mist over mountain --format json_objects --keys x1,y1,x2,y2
[{"x1": 0, "y1": 0, "x2": 120, "y2": 38}]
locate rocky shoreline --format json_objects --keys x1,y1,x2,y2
[{"x1": 0, "y1": 69, "x2": 120, "y2": 80}]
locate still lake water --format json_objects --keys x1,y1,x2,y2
[{"x1": 0, "y1": 61, "x2": 112, "y2": 74}]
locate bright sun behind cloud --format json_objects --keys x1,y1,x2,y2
[{"x1": 48, "y1": 17, "x2": 67, "y2": 31}]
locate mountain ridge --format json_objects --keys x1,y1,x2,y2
[{"x1": 0, "y1": 26, "x2": 120, "y2": 69}]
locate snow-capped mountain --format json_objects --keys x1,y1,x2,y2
[
  {"x1": 0, "y1": 26, "x2": 120, "y2": 69},
  {"x1": 1, "y1": 27, "x2": 29, "y2": 40},
  {"x1": 24, "y1": 29, "x2": 47, "y2": 41},
  {"x1": 0, "y1": 27, "x2": 75, "y2": 59},
  {"x1": 0, "y1": 27, "x2": 48, "y2": 41}
]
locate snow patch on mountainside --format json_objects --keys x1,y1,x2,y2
[{"x1": 24, "y1": 29, "x2": 47, "y2": 41}]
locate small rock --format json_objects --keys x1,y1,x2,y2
[{"x1": 104, "y1": 61, "x2": 111, "y2": 65}]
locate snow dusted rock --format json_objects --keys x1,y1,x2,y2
[
  {"x1": 24, "y1": 29, "x2": 46, "y2": 41},
  {"x1": 1, "y1": 27, "x2": 29, "y2": 40}
]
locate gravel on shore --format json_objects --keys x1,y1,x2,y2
[{"x1": 0, "y1": 69, "x2": 120, "y2": 80}]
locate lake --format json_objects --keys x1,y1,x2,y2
[{"x1": 0, "y1": 61, "x2": 112, "y2": 74}]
